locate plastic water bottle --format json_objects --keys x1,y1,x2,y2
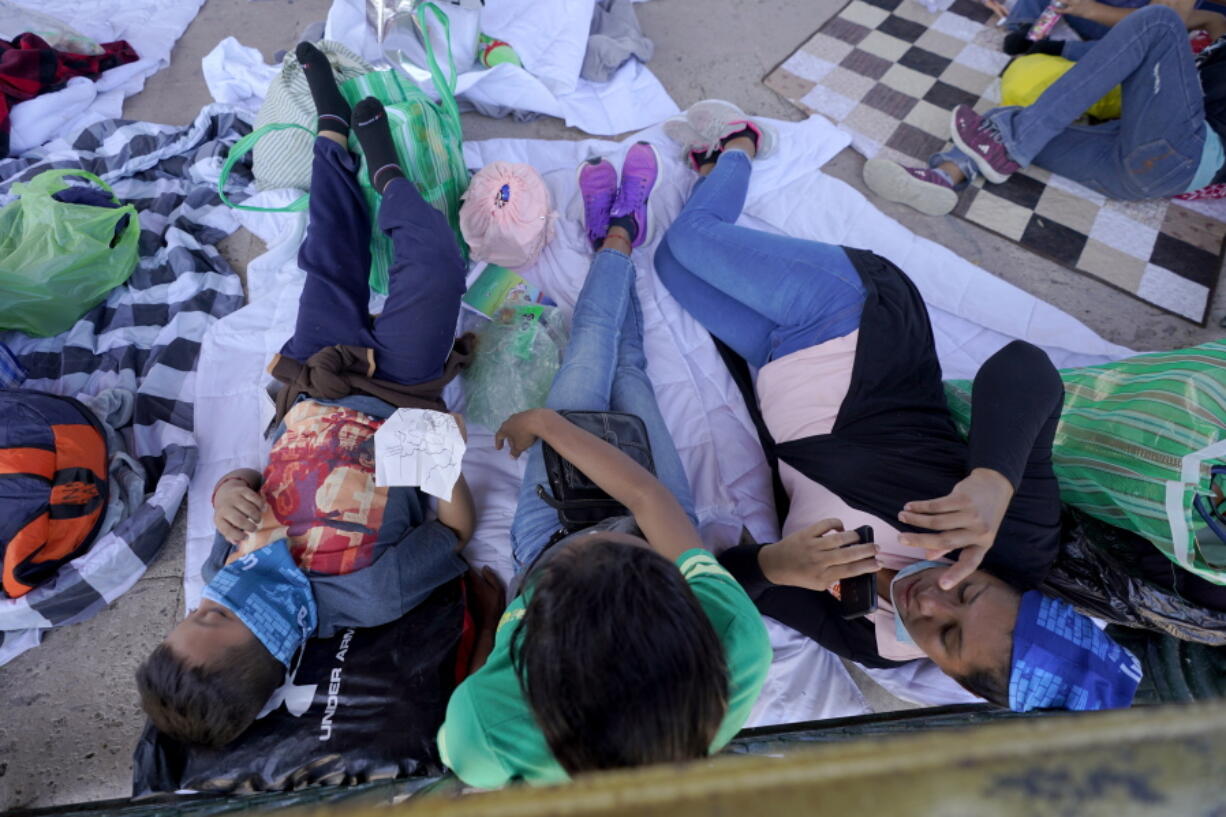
[{"x1": 1027, "y1": 1, "x2": 1067, "y2": 40}]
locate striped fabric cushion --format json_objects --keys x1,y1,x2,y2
[
  {"x1": 945, "y1": 341, "x2": 1226, "y2": 586},
  {"x1": 252, "y1": 41, "x2": 374, "y2": 193}
]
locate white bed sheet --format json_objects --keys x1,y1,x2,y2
[
  {"x1": 187, "y1": 114, "x2": 1131, "y2": 726},
  {"x1": 323, "y1": 0, "x2": 678, "y2": 135},
  {"x1": 7, "y1": 0, "x2": 206, "y2": 155}
]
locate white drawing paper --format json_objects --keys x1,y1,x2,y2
[{"x1": 373, "y1": 409, "x2": 466, "y2": 499}]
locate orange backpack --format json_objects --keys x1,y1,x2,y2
[{"x1": 0, "y1": 390, "x2": 109, "y2": 598}]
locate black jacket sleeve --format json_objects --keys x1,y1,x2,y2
[{"x1": 967, "y1": 340, "x2": 1065, "y2": 489}]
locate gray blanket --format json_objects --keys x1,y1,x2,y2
[{"x1": 0, "y1": 105, "x2": 253, "y2": 665}]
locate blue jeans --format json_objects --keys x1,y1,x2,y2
[
  {"x1": 934, "y1": 6, "x2": 1205, "y2": 200},
  {"x1": 1006, "y1": 0, "x2": 1226, "y2": 59},
  {"x1": 508, "y1": 249, "x2": 697, "y2": 572},
  {"x1": 281, "y1": 137, "x2": 466, "y2": 386},
  {"x1": 653, "y1": 150, "x2": 866, "y2": 369}
]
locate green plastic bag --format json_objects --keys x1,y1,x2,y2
[
  {"x1": 217, "y1": 1, "x2": 469, "y2": 294},
  {"x1": 0, "y1": 169, "x2": 140, "y2": 337},
  {"x1": 945, "y1": 340, "x2": 1226, "y2": 586}
]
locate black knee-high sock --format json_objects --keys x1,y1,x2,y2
[
  {"x1": 297, "y1": 42, "x2": 350, "y2": 137},
  {"x1": 352, "y1": 98, "x2": 406, "y2": 195}
]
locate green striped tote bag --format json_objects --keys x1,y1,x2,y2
[
  {"x1": 945, "y1": 340, "x2": 1226, "y2": 585},
  {"x1": 218, "y1": 2, "x2": 469, "y2": 294}
]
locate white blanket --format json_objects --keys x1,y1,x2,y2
[
  {"x1": 206, "y1": 0, "x2": 678, "y2": 136},
  {"x1": 187, "y1": 115, "x2": 1131, "y2": 725},
  {"x1": 323, "y1": 0, "x2": 679, "y2": 135},
  {"x1": 6, "y1": 0, "x2": 205, "y2": 155}
]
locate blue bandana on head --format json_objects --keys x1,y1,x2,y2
[
  {"x1": 202, "y1": 539, "x2": 318, "y2": 667},
  {"x1": 1008, "y1": 590, "x2": 1142, "y2": 712}
]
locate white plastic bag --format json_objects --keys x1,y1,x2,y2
[
  {"x1": 463, "y1": 305, "x2": 568, "y2": 432},
  {"x1": 378, "y1": 0, "x2": 482, "y2": 78},
  {"x1": 0, "y1": 1, "x2": 103, "y2": 54}
]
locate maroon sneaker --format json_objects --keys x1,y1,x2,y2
[
  {"x1": 863, "y1": 158, "x2": 959, "y2": 216},
  {"x1": 949, "y1": 104, "x2": 1020, "y2": 184}
]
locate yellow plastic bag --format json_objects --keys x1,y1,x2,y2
[{"x1": 1001, "y1": 54, "x2": 1123, "y2": 121}]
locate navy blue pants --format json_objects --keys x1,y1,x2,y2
[{"x1": 281, "y1": 137, "x2": 466, "y2": 386}]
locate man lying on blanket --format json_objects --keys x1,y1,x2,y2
[
  {"x1": 136, "y1": 45, "x2": 497, "y2": 748},
  {"x1": 657, "y1": 100, "x2": 1143, "y2": 713}
]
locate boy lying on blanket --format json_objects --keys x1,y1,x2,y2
[
  {"x1": 437, "y1": 143, "x2": 771, "y2": 788},
  {"x1": 656, "y1": 99, "x2": 1142, "y2": 713},
  {"x1": 136, "y1": 46, "x2": 497, "y2": 748}
]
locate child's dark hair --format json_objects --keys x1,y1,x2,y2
[
  {"x1": 136, "y1": 640, "x2": 283, "y2": 747},
  {"x1": 955, "y1": 666, "x2": 1010, "y2": 708},
  {"x1": 511, "y1": 537, "x2": 729, "y2": 774}
]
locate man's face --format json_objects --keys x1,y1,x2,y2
[
  {"x1": 893, "y1": 567, "x2": 1020, "y2": 679},
  {"x1": 163, "y1": 599, "x2": 259, "y2": 668}
]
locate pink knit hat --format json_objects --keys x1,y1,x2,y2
[{"x1": 460, "y1": 162, "x2": 557, "y2": 269}]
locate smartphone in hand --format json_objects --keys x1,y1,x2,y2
[{"x1": 829, "y1": 525, "x2": 878, "y2": 620}]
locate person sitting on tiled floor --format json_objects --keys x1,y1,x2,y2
[
  {"x1": 863, "y1": 1, "x2": 1226, "y2": 214},
  {"x1": 1001, "y1": 0, "x2": 1226, "y2": 59}
]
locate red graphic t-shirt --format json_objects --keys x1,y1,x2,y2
[{"x1": 236, "y1": 401, "x2": 388, "y2": 575}]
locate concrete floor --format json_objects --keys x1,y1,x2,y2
[{"x1": 0, "y1": 0, "x2": 1221, "y2": 810}]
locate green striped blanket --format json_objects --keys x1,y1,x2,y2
[{"x1": 945, "y1": 340, "x2": 1226, "y2": 586}]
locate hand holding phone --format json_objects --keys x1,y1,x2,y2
[
  {"x1": 831, "y1": 526, "x2": 879, "y2": 620},
  {"x1": 758, "y1": 519, "x2": 880, "y2": 599}
]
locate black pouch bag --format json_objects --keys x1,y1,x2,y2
[{"x1": 536, "y1": 410, "x2": 655, "y2": 534}]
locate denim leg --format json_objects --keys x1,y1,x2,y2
[
  {"x1": 1064, "y1": 15, "x2": 1113, "y2": 40},
  {"x1": 654, "y1": 236, "x2": 776, "y2": 367},
  {"x1": 369, "y1": 177, "x2": 467, "y2": 385},
  {"x1": 986, "y1": 6, "x2": 1204, "y2": 198},
  {"x1": 508, "y1": 249, "x2": 633, "y2": 571},
  {"x1": 662, "y1": 150, "x2": 866, "y2": 359},
  {"x1": 609, "y1": 286, "x2": 698, "y2": 524},
  {"x1": 1060, "y1": 40, "x2": 1098, "y2": 61},
  {"x1": 281, "y1": 138, "x2": 374, "y2": 362},
  {"x1": 1004, "y1": 0, "x2": 1047, "y2": 27},
  {"x1": 930, "y1": 147, "x2": 981, "y2": 187}
]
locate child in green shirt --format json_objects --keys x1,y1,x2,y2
[{"x1": 436, "y1": 145, "x2": 771, "y2": 787}]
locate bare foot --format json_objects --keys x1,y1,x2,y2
[
  {"x1": 723, "y1": 135, "x2": 757, "y2": 159},
  {"x1": 601, "y1": 225, "x2": 634, "y2": 255}
]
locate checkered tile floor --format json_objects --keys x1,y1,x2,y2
[{"x1": 765, "y1": 0, "x2": 1226, "y2": 324}]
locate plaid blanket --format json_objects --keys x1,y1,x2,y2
[
  {"x1": 0, "y1": 105, "x2": 253, "y2": 665},
  {"x1": 0, "y1": 34, "x2": 140, "y2": 157}
]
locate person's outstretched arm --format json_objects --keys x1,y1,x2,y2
[
  {"x1": 898, "y1": 341, "x2": 1064, "y2": 588},
  {"x1": 437, "y1": 474, "x2": 476, "y2": 548},
  {"x1": 496, "y1": 408, "x2": 702, "y2": 561}
]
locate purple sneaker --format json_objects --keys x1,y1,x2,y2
[
  {"x1": 863, "y1": 158, "x2": 959, "y2": 216},
  {"x1": 949, "y1": 105, "x2": 1019, "y2": 184},
  {"x1": 577, "y1": 156, "x2": 618, "y2": 249},
  {"x1": 610, "y1": 141, "x2": 661, "y2": 249}
]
